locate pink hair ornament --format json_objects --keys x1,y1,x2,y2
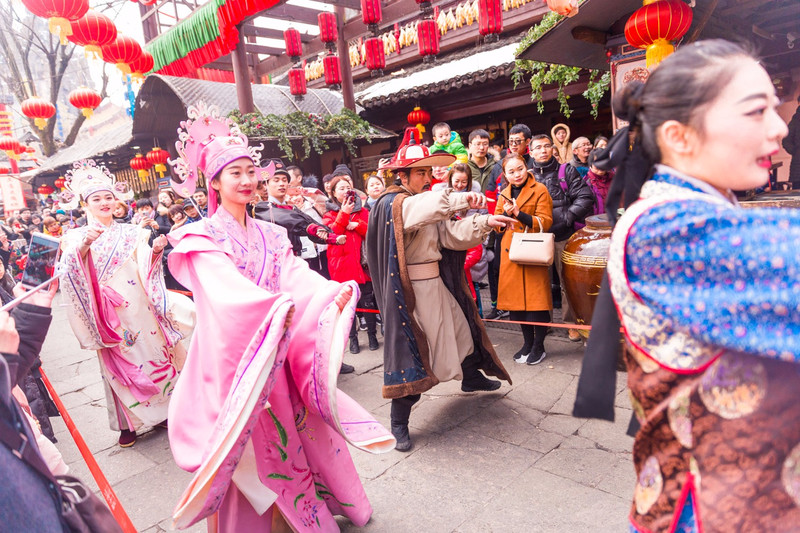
[{"x1": 169, "y1": 102, "x2": 275, "y2": 216}]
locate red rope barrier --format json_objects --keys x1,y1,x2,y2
[
  {"x1": 354, "y1": 308, "x2": 593, "y2": 330},
  {"x1": 169, "y1": 293, "x2": 594, "y2": 331},
  {"x1": 39, "y1": 370, "x2": 138, "y2": 533}
]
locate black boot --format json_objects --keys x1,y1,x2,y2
[
  {"x1": 461, "y1": 351, "x2": 501, "y2": 392},
  {"x1": 390, "y1": 395, "x2": 420, "y2": 452},
  {"x1": 368, "y1": 332, "x2": 379, "y2": 351},
  {"x1": 461, "y1": 372, "x2": 502, "y2": 392},
  {"x1": 339, "y1": 362, "x2": 355, "y2": 374},
  {"x1": 391, "y1": 422, "x2": 412, "y2": 452},
  {"x1": 349, "y1": 335, "x2": 360, "y2": 354}
]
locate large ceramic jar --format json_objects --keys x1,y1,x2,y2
[{"x1": 561, "y1": 214, "x2": 612, "y2": 334}]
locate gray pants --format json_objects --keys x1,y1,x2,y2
[{"x1": 554, "y1": 239, "x2": 575, "y2": 323}]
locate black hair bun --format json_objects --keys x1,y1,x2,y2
[{"x1": 612, "y1": 81, "x2": 645, "y2": 124}]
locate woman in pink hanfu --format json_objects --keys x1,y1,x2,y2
[
  {"x1": 58, "y1": 160, "x2": 195, "y2": 448},
  {"x1": 165, "y1": 102, "x2": 395, "y2": 532}
]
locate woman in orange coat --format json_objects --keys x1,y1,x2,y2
[{"x1": 494, "y1": 154, "x2": 554, "y2": 365}]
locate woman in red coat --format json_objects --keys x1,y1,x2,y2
[{"x1": 324, "y1": 176, "x2": 379, "y2": 353}]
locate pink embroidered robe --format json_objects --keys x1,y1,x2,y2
[
  {"x1": 60, "y1": 221, "x2": 195, "y2": 431},
  {"x1": 166, "y1": 206, "x2": 394, "y2": 532}
]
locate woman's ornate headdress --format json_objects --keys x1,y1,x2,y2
[
  {"x1": 170, "y1": 102, "x2": 275, "y2": 216},
  {"x1": 58, "y1": 159, "x2": 133, "y2": 210}
]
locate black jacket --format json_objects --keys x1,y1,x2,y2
[
  {"x1": 252, "y1": 201, "x2": 330, "y2": 255},
  {"x1": 0, "y1": 301, "x2": 65, "y2": 532},
  {"x1": 530, "y1": 156, "x2": 595, "y2": 241},
  {"x1": 783, "y1": 106, "x2": 800, "y2": 185}
]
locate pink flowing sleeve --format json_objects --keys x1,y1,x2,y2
[
  {"x1": 166, "y1": 234, "x2": 293, "y2": 473},
  {"x1": 279, "y1": 252, "x2": 396, "y2": 452}
]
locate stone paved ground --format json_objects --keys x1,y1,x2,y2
[{"x1": 41, "y1": 299, "x2": 634, "y2": 532}]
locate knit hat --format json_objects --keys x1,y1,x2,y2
[{"x1": 331, "y1": 164, "x2": 352, "y2": 178}]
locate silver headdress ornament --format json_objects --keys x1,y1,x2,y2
[
  {"x1": 58, "y1": 159, "x2": 133, "y2": 210},
  {"x1": 169, "y1": 102, "x2": 272, "y2": 207}
]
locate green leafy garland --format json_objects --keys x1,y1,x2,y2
[
  {"x1": 513, "y1": 10, "x2": 611, "y2": 118},
  {"x1": 228, "y1": 108, "x2": 373, "y2": 160}
]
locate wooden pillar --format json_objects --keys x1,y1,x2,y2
[
  {"x1": 335, "y1": 6, "x2": 356, "y2": 111},
  {"x1": 232, "y1": 24, "x2": 255, "y2": 114},
  {"x1": 138, "y1": 2, "x2": 158, "y2": 43}
]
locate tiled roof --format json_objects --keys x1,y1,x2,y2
[
  {"x1": 24, "y1": 120, "x2": 134, "y2": 182},
  {"x1": 355, "y1": 42, "x2": 518, "y2": 108},
  {"x1": 133, "y1": 74, "x2": 366, "y2": 140}
]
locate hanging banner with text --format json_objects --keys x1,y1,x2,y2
[{"x1": 0, "y1": 176, "x2": 27, "y2": 212}]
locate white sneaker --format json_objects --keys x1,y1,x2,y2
[
  {"x1": 513, "y1": 352, "x2": 528, "y2": 364},
  {"x1": 525, "y1": 350, "x2": 547, "y2": 366}
]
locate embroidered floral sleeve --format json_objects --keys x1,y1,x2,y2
[
  {"x1": 59, "y1": 228, "x2": 104, "y2": 349},
  {"x1": 626, "y1": 198, "x2": 800, "y2": 362},
  {"x1": 135, "y1": 226, "x2": 184, "y2": 347}
]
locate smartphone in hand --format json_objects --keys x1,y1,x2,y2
[{"x1": 21, "y1": 232, "x2": 61, "y2": 289}]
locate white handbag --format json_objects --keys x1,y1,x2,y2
[{"x1": 508, "y1": 216, "x2": 554, "y2": 266}]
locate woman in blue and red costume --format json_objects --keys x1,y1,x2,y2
[
  {"x1": 573, "y1": 40, "x2": 799, "y2": 532},
  {"x1": 164, "y1": 102, "x2": 394, "y2": 532}
]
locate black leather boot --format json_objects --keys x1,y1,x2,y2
[
  {"x1": 390, "y1": 395, "x2": 420, "y2": 452},
  {"x1": 368, "y1": 332, "x2": 379, "y2": 351},
  {"x1": 349, "y1": 335, "x2": 360, "y2": 354},
  {"x1": 460, "y1": 351, "x2": 502, "y2": 392}
]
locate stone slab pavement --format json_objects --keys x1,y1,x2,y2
[{"x1": 40, "y1": 299, "x2": 634, "y2": 532}]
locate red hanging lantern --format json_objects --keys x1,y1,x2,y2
[
  {"x1": 0, "y1": 166, "x2": 10, "y2": 175},
  {"x1": 68, "y1": 87, "x2": 102, "y2": 118},
  {"x1": 360, "y1": 0, "x2": 382, "y2": 32},
  {"x1": 318, "y1": 12, "x2": 338, "y2": 51},
  {"x1": 67, "y1": 10, "x2": 117, "y2": 59},
  {"x1": 20, "y1": 0, "x2": 89, "y2": 45},
  {"x1": 101, "y1": 34, "x2": 143, "y2": 75},
  {"x1": 284, "y1": 28, "x2": 303, "y2": 61},
  {"x1": 545, "y1": 0, "x2": 579, "y2": 17},
  {"x1": 25, "y1": 146, "x2": 35, "y2": 154},
  {"x1": 21, "y1": 96, "x2": 56, "y2": 130},
  {"x1": 478, "y1": 0, "x2": 503, "y2": 42},
  {"x1": 38, "y1": 184, "x2": 55, "y2": 196},
  {"x1": 364, "y1": 37, "x2": 385, "y2": 76},
  {"x1": 288, "y1": 68, "x2": 307, "y2": 101},
  {"x1": 0, "y1": 136, "x2": 20, "y2": 161},
  {"x1": 323, "y1": 54, "x2": 342, "y2": 87},
  {"x1": 54, "y1": 176, "x2": 66, "y2": 189},
  {"x1": 417, "y1": 19, "x2": 439, "y2": 63},
  {"x1": 130, "y1": 51, "x2": 154, "y2": 82},
  {"x1": 407, "y1": 106, "x2": 431, "y2": 134},
  {"x1": 625, "y1": 0, "x2": 693, "y2": 67},
  {"x1": 130, "y1": 153, "x2": 152, "y2": 180},
  {"x1": 146, "y1": 147, "x2": 170, "y2": 178}
]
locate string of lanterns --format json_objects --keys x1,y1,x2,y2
[
  {"x1": 361, "y1": 0, "x2": 385, "y2": 76},
  {"x1": 285, "y1": 28, "x2": 307, "y2": 101},
  {"x1": 304, "y1": 0, "x2": 513, "y2": 81},
  {"x1": 128, "y1": 146, "x2": 172, "y2": 180},
  {"x1": 13, "y1": 0, "x2": 153, "y2": 139},
  {"x1": 318, "y1": 12, "x2": 342, "y2": 90}
]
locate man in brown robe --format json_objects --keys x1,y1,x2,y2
[{"x1": 367, "y1": 129, "x2": 515, "y2": 451}]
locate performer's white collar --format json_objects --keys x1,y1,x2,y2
[{"x1": 655, "y1": 164, "x2": 739, "y2": 205}]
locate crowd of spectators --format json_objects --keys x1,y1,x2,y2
[{"x1": 2, "y1": 124, "x2": 609, "y2": 369}]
